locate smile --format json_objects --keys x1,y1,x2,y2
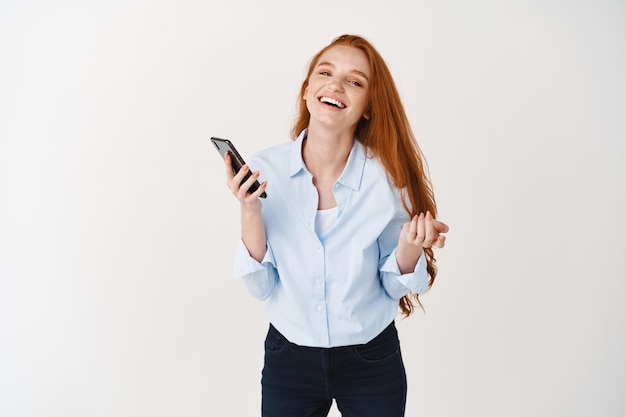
[{"x1": 319, "y1": 96, "x2": 346, "y2": 109}]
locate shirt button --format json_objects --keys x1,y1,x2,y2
[
  {"x1": 317, "y1": 305, "x2": 325, "y2": 311},
  {"x1": 316, "y1": 248, "x2": 322, "y2": 254}
]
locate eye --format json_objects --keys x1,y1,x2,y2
[
  {"x1": 319, "y1": 71, "x2": 331, "y2": 76},
  {"x1": 350, "y1": 80, "x2": 362, "y2": 87}
]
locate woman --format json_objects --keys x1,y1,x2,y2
[{"x1": 224, "y1": 34, "x2": 448, "y2": 417}]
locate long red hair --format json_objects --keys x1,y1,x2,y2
[{"x1": 291, "y1": 34, "x2": 438, "y2": 316}]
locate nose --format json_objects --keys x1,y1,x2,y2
[{"x1": 327, "y1": 78, "x2": 344, "y2": 92}]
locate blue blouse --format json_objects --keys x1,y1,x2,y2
[{"x1": 233, "y1": 131, "x2": 429, "y2": 347}]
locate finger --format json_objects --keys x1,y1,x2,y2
[
  {"x1": 408, "y1": 215, "x2": 418, "y2": 238},
  {"x1": 424, "y1": 211, "x2": 436, "y2": 247},
  {"x1": 431, "y1": 234, "x2": 446, "y2": 249},
  {"x1": 227, "y1": 168, "x2": 245, "y2": 198},
  {"x1": 232, "y1": 164, "x2": 250, "y2": 184},
  {"x1": 229, "y1": 165, "x2": 250, "y2": 194},
  {"x1": 415, "y1": 212, "x2": 425, "y2": 245},
  {"x1": 249, "y1": 180, "x2": 268, "y2": 199},
  {"x1": 433, "y1": 219, "x2": 450, "y2": 233},
  {"x1": 238, "y1": 170, "x2": 261, "y2": 198},
  {"x1": 400, "y1": 221, "x2": 411, "y2": 237},
  {"x1": 224, "y1": 153, "x2": 234, "y2": 181}
]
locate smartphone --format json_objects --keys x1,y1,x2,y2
[{"x1": 211, "y1": 137, "x2": 267, "y2": 198}]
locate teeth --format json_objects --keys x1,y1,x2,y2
[{"x1": 320, "y1": 96, "x2": 345, "y2": 108}]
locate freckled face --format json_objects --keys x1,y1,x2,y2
[{"x1": 304, "y1": 45, "x2": 371, "y2": 132}]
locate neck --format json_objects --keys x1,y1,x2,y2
[{"x1": 302, "y1": 126, "x2": 354, "y2": 180}]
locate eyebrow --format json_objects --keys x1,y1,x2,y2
[{"x1": 316, "y1": 61, "x2": 369, "y2": 81}]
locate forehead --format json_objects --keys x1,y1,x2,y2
[{"x1": 316, "y1": 45, "x2": 370, "y2": 76}]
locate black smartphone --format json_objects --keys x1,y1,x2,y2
[{"x1": 211, "y1": 137, "x2": 267, "y2": 198}]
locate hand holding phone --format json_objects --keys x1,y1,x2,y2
[{"x1": 211, "y1": 137, "x2": 267, "y2": 198}]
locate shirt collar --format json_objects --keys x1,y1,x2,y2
[
  {"x1": 288, "y1": 129, "x2": 366, "y2": 191},
  {"x1": 288, "y1": 130, "x2": 307, "y2": 177}
]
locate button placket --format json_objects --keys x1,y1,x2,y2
[{"x1": 311, "y1": 239, "x2": 329, "y2": 346}]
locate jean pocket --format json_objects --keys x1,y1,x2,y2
[
  {"x1": 353, "y1": 339, "x2": 400, "y2": 363},
  {"x1": 264, "y1": 326, "x2": 289, "y2": 354}
]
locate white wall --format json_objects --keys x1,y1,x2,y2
[{"x1": 1, "y1": 1, "x2": 625, "y2": 416}]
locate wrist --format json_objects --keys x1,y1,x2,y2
[
  {"x1": 240, "y1": 204, "x2": 262, "y2": 218},
  {"x1": 396, "y1": 241, "x2": 423, "y2": 274}
]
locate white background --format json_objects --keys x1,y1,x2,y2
[{"x1": 1, "y1": 1, "x2": 625, "y2": 416}]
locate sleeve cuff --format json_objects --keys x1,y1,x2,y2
[
  {"x1": 381, "y1": 248, "x2": 430, "y2": 294},
  {"x1": 232, "y1": 239, "x2": 276, "y2": 278}
]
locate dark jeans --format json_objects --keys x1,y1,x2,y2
[{"x1": 261, "y1": 322, "x2": 407, "y2": 417}]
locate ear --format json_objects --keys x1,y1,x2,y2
[
  {"x1": 363, "y1": 112, "x2": 371, "y2": 120},
  {"x1": 303, "y1": 87, "x2": 308, "y2": 100}
]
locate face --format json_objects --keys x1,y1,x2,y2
[{"x1": 304, "y1": 45, "x2": 371, "y2": 132}]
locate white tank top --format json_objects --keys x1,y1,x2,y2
[{"x1": 314, "y1": 206, "x2": 338, "y2": 236}]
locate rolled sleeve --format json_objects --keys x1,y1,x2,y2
[
  {"x1": 232, "y1": 239, "x2": 278, "y2": 300},
  {"x1": 380, "y1": 248, "x2": 429, "y2": 299}
]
